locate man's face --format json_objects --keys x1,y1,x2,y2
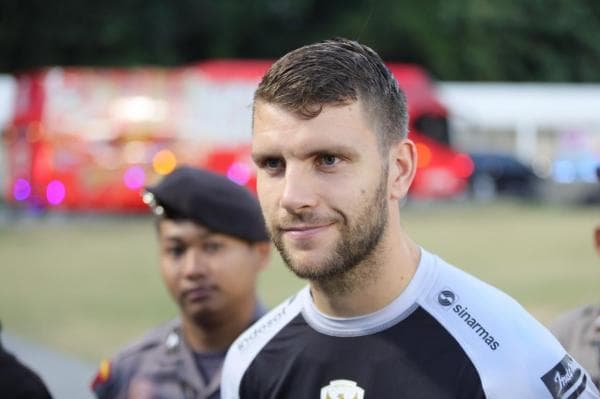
[
  {"x1": 157, "y1": 220, "x2": 268, "y2": 325},
  {"x1": 252, "y1": 101, "x2": 391, "y2": 281}
]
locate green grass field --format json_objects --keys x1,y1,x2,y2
[{"x1": 0, "y1": 201, "x2": 598, "y2": 364}]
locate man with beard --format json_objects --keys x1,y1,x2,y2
[
  {"x1": 221, "y1": 38, "x2": 600, "y2": 398},
  {"x1": 91, "y1": 166, "x2": 271, "y2": 399}
]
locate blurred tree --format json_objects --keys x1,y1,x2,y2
[
  {"x1": 433, "y1": 0, "x2": 600, "y2": 81},
  {"x1": 0, "y1": 0, "x2": 599, "y2": 81}
]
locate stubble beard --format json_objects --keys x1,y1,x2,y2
[{"x1": 271, "y1": 167, "x2": 389, "y2": 294}]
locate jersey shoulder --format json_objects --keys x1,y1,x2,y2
[
  {"x1": 221, "y1": 289, "x2": 306, "y2": 399},
  {"x1": 418, "y1": 252, "x2": 598, "y2": 398},
  {"x1": 419, "y1": 252, "x2": 558, "y2": 352}
]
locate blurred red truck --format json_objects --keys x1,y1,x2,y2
[{"x1": 2, "y1": 61, "x2": 472, "y2": 212}]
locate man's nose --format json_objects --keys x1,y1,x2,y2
[
  {"x1": 279, "y1": 164, "x2": 319, "y2": 213},
  {"x1": 182, "y1": 250, "x2": 209, "y2": 278}
]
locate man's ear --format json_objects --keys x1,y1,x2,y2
[
  {"x1": 594, "y1": 227, "x2": 600, "y2": 257},
  {"x1": 388, "y1": 139, "x2": 417, "y2": 200}
]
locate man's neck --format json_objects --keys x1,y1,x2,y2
[
  {"x1": 310, "y1": 229, "x2": 420, "y2": 318},
  {"x1": 181, "y1": 298, "x2": 256, "y2": 352}
]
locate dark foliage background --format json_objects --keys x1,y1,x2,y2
[{"x1": 1, "y1": 0, "x2": 600, "y2": 81}]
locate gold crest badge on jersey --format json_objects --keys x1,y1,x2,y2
[{"x1": 320, "y1": 379, "x2": 365, "y2": 399}]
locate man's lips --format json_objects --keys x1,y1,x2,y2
[
  {"x1": 182, "y1": 286, "x2": 215, "y2": 302},
  {"x1": 280, "y1": 223, "x2": 333, "y2": 239}
]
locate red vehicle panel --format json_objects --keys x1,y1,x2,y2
[{"x1": 3, "y1": 61, "x2": 471, "y2": 212}]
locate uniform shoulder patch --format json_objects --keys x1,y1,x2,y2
[{"x1": 91, "y1": 359, "x2": 112, "y2": 392}]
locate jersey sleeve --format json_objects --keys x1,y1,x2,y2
[
  {"x1": 540, "y1": 355, "x2": 600, "y2": 398},
  {"x1": 220, "y1": 357, "x2": 240, "y2": 399},
  {"x1": 419, "y1": 253, "x2": 600, "y2": 398},
  {"x1": 221, "y1": 290, "x2": 307, "y2": 399}
]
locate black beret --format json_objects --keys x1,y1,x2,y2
[{"x1": 143, "y1": 166, "x2": 269, "y2": 242}]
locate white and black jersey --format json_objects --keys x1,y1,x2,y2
[{"x1": 222, "y1": 249, "x2": 600, "y2": 399}]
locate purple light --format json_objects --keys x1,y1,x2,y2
[
  {"x1": 46, "y1": 180, "x2": 66, "y2": 205},
  {"x1": 227, "y1": 162, "x2": 252, "y2": 185},
  {"x1": 13, "y1": 178, "x2": 31, "y2": 201},
  {"x1": 124, "y1": 166, "x2": 146, "y2": 190}
]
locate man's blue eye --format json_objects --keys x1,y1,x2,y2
[
  {"x1": 266, "y1": 159, "x2": 280, "y2": 168},
  {"x1": 321, "y1": 155, "x2": 337, "y2": 165},
  {"x1": 262, "y1": 158, "x2": 285, "y2": 173}
]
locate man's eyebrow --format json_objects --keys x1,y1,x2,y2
[
  {"x1": 303, "y1": 145, "x2": 360, "y2": 159},
  {"x1": 163, "y1": 235, "x2": 182, "y2": 241},
  {"x1": 251, "y1": 151, "x2": 279, "y2": 163},
  {"x1": 252, "y1": 145, "x2": 360, "y2": 163}
]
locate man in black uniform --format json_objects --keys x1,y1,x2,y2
[
  {"x1": 221, "y1": 38, "x2": 600, "y2": 398},
  {"x1": 91, "y1": 166, "x2": 271, "y2": 399},
  {"x1": 0, "y1": 322, "x2": 53, "y2": 398}
]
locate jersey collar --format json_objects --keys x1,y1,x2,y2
[{"x1": 300, "y1": 247, "x2": 437, "y2": 337}]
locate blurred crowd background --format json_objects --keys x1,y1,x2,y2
[{"x1": 0, "y1": 1, "x2": 599, "y2": 397}]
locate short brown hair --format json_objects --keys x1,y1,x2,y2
[{"x1": 254, "y1": 37, "x2": 409, "y2": 150}]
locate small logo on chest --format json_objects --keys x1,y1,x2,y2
[
  {"x1": 437, "y1": 289, "x2": 456, "y2": 306},
  {"x1": 320, "y1": 379, "x2": 365, "y2": 399}
]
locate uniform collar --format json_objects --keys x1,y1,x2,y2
[
  {"x1": 156, "y1": 320, "x2": 213, "y2": 395},
  {"x1": 157, "y1": 302, "x2": 268, "y2": 395}
]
